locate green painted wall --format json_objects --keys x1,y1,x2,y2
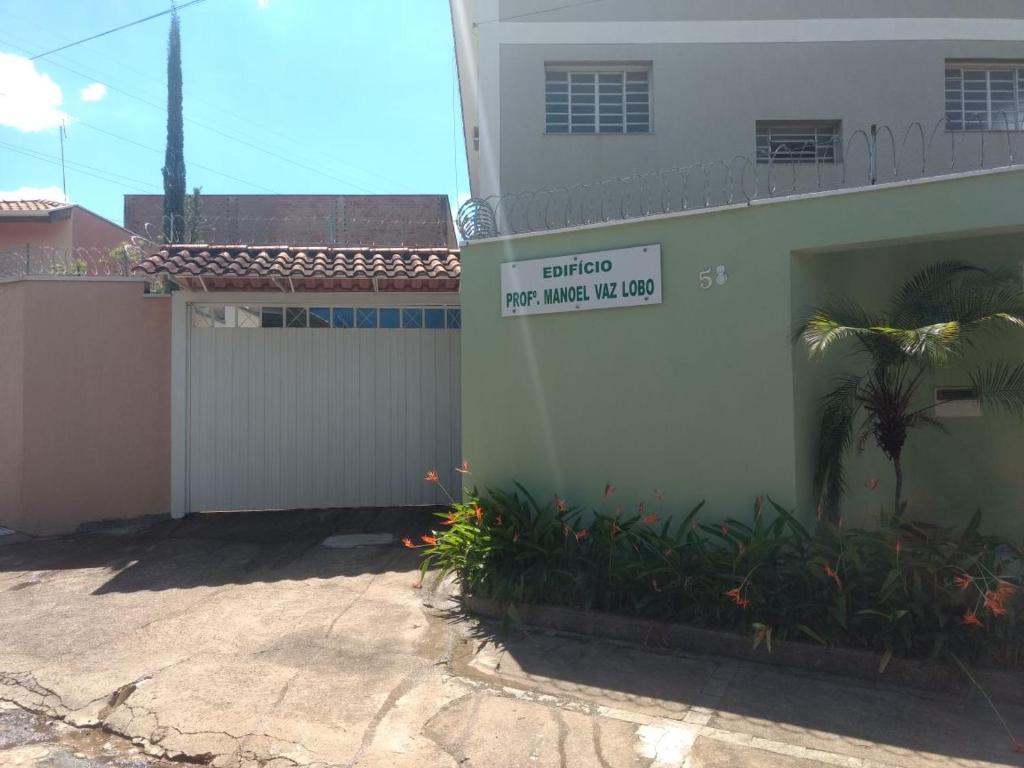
[{"x1": 461, "y1": 169, "x2": 1024, "y2": 532}]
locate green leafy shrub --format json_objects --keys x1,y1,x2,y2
[{"x1": 411, "y1": 477, "x2": 1022, "y2": 667}]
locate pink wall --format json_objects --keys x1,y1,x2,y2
[
  {"x1": 0, "y1": 219, "x2": 73, "y2": 263},
  {"x1": 0, "y1": 284, "x2": 25, "y2": 526},
  {"x1": 0, "y1": 278, "x2": 170, "y2": 535}
]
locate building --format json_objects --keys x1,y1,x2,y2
[
  {"x1": 124, "y1": 194, "x2": 459, "y2": 249},
  {"x1": 132, "y1": 196, "x2": 463, "y2": 519},
  {"x1": 451, "y1": 1, "x2": 1024, "y2": 203},
  {"x1": 0, "y1": 199, "x2": 137, "y2": 277}
]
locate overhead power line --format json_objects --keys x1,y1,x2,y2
[
  {"x1": 30, "y1": 0, "x2": 210, "y2": 60},
  {"x1": 0, "y1": 141, "x2": 160, "y2": 194},
  {"x1": 475, "y1": 0, "x2": 606, "y2": 26},
  {"x1": 0, "y1": 37, "x2": 379, "y2": 194}
]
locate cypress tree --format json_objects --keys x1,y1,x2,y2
[{"x1": 162, "y1": 9, "x2": 186, "y2": 242}]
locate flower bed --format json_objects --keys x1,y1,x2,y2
[{"x1": 409, "y1": 478, "x2": 1023, "y2": 670}]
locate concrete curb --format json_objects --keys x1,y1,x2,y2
[{"x1": 464, "y1": 595, "x2": 1024, "y2": 706}]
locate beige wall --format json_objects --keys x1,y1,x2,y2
[{"x1": 0, "y1": 278, "x2": 170, "y2": 535}]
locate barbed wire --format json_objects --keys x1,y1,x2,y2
[
  {"x1": 133, "y1": 215, "x2": 459, "y2": 248},
  {"x1": 458, "y1": 115, "x2": 1024, "y2": 239}
]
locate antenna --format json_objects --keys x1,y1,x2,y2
[{"x1": 59, "y1": 121, "x2": 68, "y2": 201}]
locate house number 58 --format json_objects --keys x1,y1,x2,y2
[{"x1": 699, "y1": 265, "x2": 729, "y2": 290}]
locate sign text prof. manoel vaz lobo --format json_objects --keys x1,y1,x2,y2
[{"x1": 500, "y1": 244, "x2": 662, "y2": 317}]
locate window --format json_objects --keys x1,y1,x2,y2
[
  {"x1": 401, "y1": 308, "x2": 423, "y2": 328},
  {"x1": 261, "y1": 307, "x2": 283, "y2": 328},
  {"x1": 356, "y1": 307, "x2": 378, "y2": 329},
  {"x1": 946, "y1": 63, "x2": 1024, "y2": 130},
  {"x1": 332, "y1": 308, "x2": 354, "y2": 328},
  {"x1": 756, "y1": 121, "x2": 840, "y2": 164},
  {"x1": 285, "y1": 307, "x2": 308, "y2": 328},
  {"x1": 545, "y1": 66, "x2": 650, "y2": 134},
  {"x1": 424, "y1": 308, "x2": 445, "y2": 329},
  {"x1": 192, "y1": 305, "x2": 460, "y2": 331}
]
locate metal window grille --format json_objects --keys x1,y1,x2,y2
[
  {"x1": 945, "y1": 63, "x2": 1024, "y2": 131},
  {"x1": 756, "y1": 121, "x2": 840, "y2": 164},
  {"x1": 546, "y1": 67, "x2": 650, "y2": 134}
]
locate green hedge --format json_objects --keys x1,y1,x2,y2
[{"x1": 411, "y1": 483, "x2": 1022, "y2": 667}]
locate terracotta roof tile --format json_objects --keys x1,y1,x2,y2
[
  {"x1": 135, "y1": 245, "x2": 461, "y2": 288},
  {"x1": 0, "y1": 199, "x2": 67, "y2": 212}
]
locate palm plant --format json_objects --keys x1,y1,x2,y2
[{"x1": 799, "y1": 261, "x2": 1024, "y2": 520}]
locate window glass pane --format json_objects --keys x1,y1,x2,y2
[
  {"x1": 332, "y1": 307, "x2": 354, "y2": 328},
  {"x1": 356, "y1": 307, "x2": 378, "y2": 329},
  {"x1": 547, "y1": 67, "x2": 650, "y2": 135},
  {"x1": 379, "y1": 308, "x2": 400, "y2": 328},
  {"x1": 424, "y1": 308, "x2": 445, "y2": 329},
  {"x1": 261, "y1": 307, "x2": 283, "y2": 328},
  {"x1": 286, "y1": 307, "x2": 308, "y2": 328},
  {"x1": 401, "y1": 308, "x2": 423, "y2": 328},
  {"x1": 446, "y1": 308, "x2": 461, "y2": 329},
  {"x1": 309, "y1": 307, "x2": 331, "y2": 328},
  {"x1": 236, "y1": 305, "x2": 260, "y2": 328},
  {"x1": 192, "y1": 305, "x2": 215, "y2": 328},
  {"x1": 755, "y1": 121, "x2": 839, "y2": 164}
]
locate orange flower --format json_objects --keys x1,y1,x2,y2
[
  {"x1": 822, "y1": 564, "x2": 842, "y2": 589},
  {"x1": 575, "y1": 528, "x2": 589, "y2": 542},
  {"x1": 985, "y1": 594, "x2": 1008, "y2": 617},
  {"x1": 421, "y1": 535, "x2": 437, "y2": 546},
  {"x1": 402, "y1": 537, "x2": 416, "y2": 548},
  {"x1": 996, "y1": 579, "x2": 1017, "y2": 598},
  {"x1": 643, "y1": 514, "x2": 659, "y2": 525},
  {"x1": 441, "y1": 512, "x2": 458, "y2": 526},
  {"x1": 475, "y1": 506, "x2": 484, "y2": 524},
  {"x1": 603, "y1": 483, "x2": 616, "y2": 498},
  {"x1": 455, "y1": 460, "x2": 471, "y2": 474},
  {"x1": 554, "y1": 495, "x2": 568, "y2": 513},
  {"x1": 424, "y1": 470, "x2": 439, "y2": 482},
  {"x1": 724, "y1": 586, "x2": 750, "y2": 609},
  {"x1": 962, "y1": 610, "x2": 984, "y2": 627},
  {"x1": 953, "y1": 573, "x2": 974, "y2": 590}
]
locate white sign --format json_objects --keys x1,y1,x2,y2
[{"x1": 501, "y1": 244, "x2": 662, "y2": 317}]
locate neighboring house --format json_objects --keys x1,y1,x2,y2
[
  {"x1": 451, "y1": 1, "x2": 1024, "y2": 200},
  {"x1": 0, "y1": 199, "x2": 137, "y2": 277},
  {"x1": 123, "y1": 194, "x2": 459, "y2": 249}
]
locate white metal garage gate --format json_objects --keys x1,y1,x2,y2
[{"x1": 184, "y1": 299, "x2": 461, "y2": 513}]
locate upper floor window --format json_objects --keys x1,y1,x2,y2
[
  {"x1": 545, "y1": 65, "x2": 651, "y2": 134},
  {"x1": 946, "y1": 63, "x2": 1024, "y2": 130},
  {"x1": 755, "y1": 121, "x2": 840, "y2": 164}
]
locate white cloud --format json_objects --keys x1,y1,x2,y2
[
  {"x1": 0, "y1": 186, "x2": 69, "y2": 204},
  {"x1": 79, "y1": 83, "x2": 107, "y2": 103},
  {"x1": 258, "y1": 0, "x2": 270, "y2": 7},
  {"x1": 0, "y1": 52, "x2": 69, "y2": 132}
]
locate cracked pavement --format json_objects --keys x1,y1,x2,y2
[{"x1": 0, "y1": 509, "x2": 1022, "y2": 768}]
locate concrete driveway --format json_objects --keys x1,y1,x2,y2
[{"x1": 0, "y1": 510, "x2": 1021, "y2": 768}]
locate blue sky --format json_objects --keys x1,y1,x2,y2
[{"x1": 0, "y1": 0, "x2": 469, "y2": 226}]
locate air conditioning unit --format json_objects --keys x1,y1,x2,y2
[{"x1": 934, "y1": 386, "x2": 982, "y2": 418}]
